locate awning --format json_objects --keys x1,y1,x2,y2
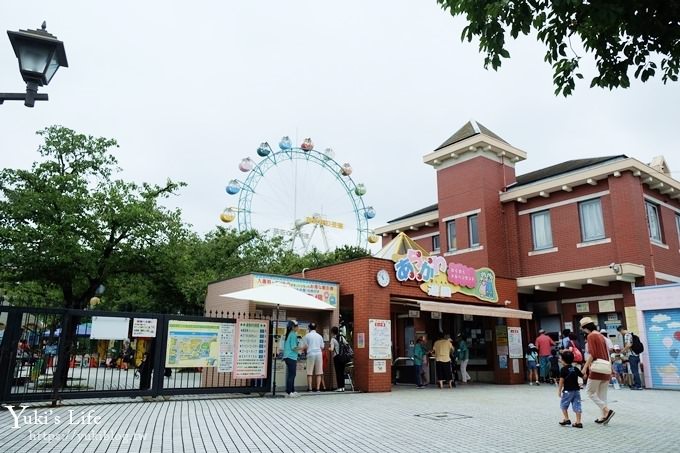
[
  {"x1": 394, "y1": 298, "x2": 533, "y2": 320},
  {"x1": 221, "y1": 284, "x2": 334, "y2": 311}
]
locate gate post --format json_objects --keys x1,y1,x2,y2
[
  {"x1": 0, "y1": 311, "x2": 23, "y2": 403},
  {"x1": 150, "y1": 314, "x2": 167, "y2": 398},
  {"x1": 50, "y1": 310, "x2": 72, "y2": 405}
]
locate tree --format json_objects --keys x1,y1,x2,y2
[
  {"x1": 437, "y1": 0, "x2": 680, "y2": 95},
  {"x1": 0, "y1": 126, "x2": 187, "y2": 309}
]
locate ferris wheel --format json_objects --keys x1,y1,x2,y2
[{"x1": 221, "y1": 136, "x2": 379, "y2": 253}]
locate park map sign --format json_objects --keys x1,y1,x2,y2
[{"x1": 393, "y1": 249, "x2": 498, "y2": 303}]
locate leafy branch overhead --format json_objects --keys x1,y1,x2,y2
[{"x1": 437, "y1": 0, "x2": 680, "y2": 96}]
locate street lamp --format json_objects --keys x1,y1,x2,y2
[{"x1": 0, "y1": 21, "x2": 68, "y2": 107}]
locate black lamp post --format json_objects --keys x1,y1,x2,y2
[{"x1": 0, "y1": 21, "x2": 68, "y2": 107}]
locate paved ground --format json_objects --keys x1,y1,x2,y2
[{"x1": 1, "y1": 383, "x2": 679, "y2": 452}]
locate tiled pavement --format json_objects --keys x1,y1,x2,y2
[{"x1": 1, "y1": 383, "x2": 678, "y2": 452}]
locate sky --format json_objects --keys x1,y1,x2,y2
[{"x1": 2, "y1": 1, "x2": 679, "y2": 249}]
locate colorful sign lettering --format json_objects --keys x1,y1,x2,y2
[
  {"x1": 252, "y1": 273, "x2": 339, "y2": 307},
  {"x1": 392, "y1": 248, "x2": 498, "y2": 303}
]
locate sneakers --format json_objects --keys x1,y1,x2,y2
[
  {"x1": 335, "y1": 388, "x2": 345, "y2": 392},
  {"x1": 416, "y1": 385, "x2": 424, "y2": 389},
  {"x1": 529, "y1": 382, "x2": 534, "y2": 386},
  {"x1": 285, "y1": 392, "x2": 300, "y2": 398},
  {"x1": 535, "y1": 381, "x2": 540, "y2": 386},
  {"x1": 602, "y1": 410, "x2": 615, "y2": 425}
]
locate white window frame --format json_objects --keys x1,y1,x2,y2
[
  {"x1": 531, "y1": 210, "x2": 553, "y2": 250},
  {"x1": 646, "y1": 201, "x2": 662, "y2": 243},
  {"x1": 447, "y1": 220, "x2": 456, "y2": 251},
  {"x1": 432, "y1": 234, "x2": 440, "y2": 252},
  {"x1": 468, "y1": 214, "x2": 480, "y2": 247},
  {"x1": 579, "y1": 198, "x2": 605, "y2": 242}
]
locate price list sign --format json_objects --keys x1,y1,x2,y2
[
  {"x1": 234, "y1": 319, "x2": 269, "y2": 379},
  {"x1": 218, "y1": 322, "x2": 236, "y2": 373}
]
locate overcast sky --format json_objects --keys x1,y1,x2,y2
[{"x1": 2, "y1": 1, "x2": 679, "y2": 246}]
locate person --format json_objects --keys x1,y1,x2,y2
[
  {"x1": 301, "y1": 322, "x2": 325, "y2": 392},
  {"x1": 549, "y1": 349, "x2": 560, "y2": 385},
  {"x1": 136, "y1": 352, "x2": 153, "y2": 390},
  {"x1": 330, "y1": 326, "x2": 348, "y2": 392},
  {"x1": 282, "y1": 320, "x2": 300, "y2": 397},
  {"x1": 122, "y1": 342, "x2": 134, "y2": 371},
  {"x1": 560, "y1": 329, "x2": 572, "y2": 350},
  {"x1": 600, "y1": 329, "x2": 614, "y2": 353},
  {"x1": 456, "y1": 333, "x2": 471, "y2": 384},
  {"x1": 413, "y1": 336, "x2": 429, "y2": 389},
  {"x1": 617, "y1": 325, "x2": 642, "y2": 390},
  {"x1": 557, "y1": 350, "x2": 584, "y2": 428},
  {"x1": 610, "y1": 344, "x2": 625, "y2": 385},
  {"x1": 580, "y1": 317, "x2": 615, "y2": 425},
  {"x1": 432, "y1": 333, "x2": 454, "y2": 389},
  {"x1": 535, "y1": 329, "x2": 555, "y2": 383},
  {"x1": 526, "y1": 343, "x2": 539, "y2": 385}
]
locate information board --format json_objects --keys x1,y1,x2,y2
[
  {"x1": 507, "y1": 327, "x2": 523, "y2": 359},
  {"x1": 165, "y1": 320, "x2": 220, "y2": 367},
  {"x1": 234, "y1": 319, "x2": 269, "y2": 379},
  {"x1": 218, "y1": 322, "x2": 236, "y2": 372},
  {"x1": 369, "y1": 319, "x2": 391, "y2": 359}
]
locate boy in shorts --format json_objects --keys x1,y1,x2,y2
[{"x1": 558, "y1": 350, "x2": 584, "y2": 428}]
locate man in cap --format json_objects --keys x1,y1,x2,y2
[
  {"x1": 600, "y1": 328, "x2": 614, "y2": 353},
  {"x1": 535, "y1": 328, "x2": 554, "y2": 383},
  {"x1": 580, "y1": 317, "x2": 615, "y2": 425}
]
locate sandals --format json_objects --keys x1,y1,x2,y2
[
  {"x1": 573, "y1": 423, "x2": 583, "y2": 428},
  {"x1": 559, "y1": 420, "x2": 571, "y2": 426},
  {"x1": 595, "y1": 410, "x2": 615, "y2": 425}
]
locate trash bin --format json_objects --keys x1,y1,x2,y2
[{"x1": 392, "y1": 357, "x2": 417, "y2": 385}]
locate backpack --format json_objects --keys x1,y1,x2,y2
[
  {"x1": 337, "y1": 335, "x2": 354, "y2": 363},
  {"x1": 631, "y1": 333, "x2": 645, "y2": 354}
]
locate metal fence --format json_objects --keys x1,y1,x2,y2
[{"x1": 0, "y1": 307, "x2": 272, "y2": 405}]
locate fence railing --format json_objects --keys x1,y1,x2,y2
[{"x1": 0, "y1": 307, "x2": 272, "y2": 405}]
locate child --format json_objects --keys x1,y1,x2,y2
[
  {"x1": 549, "y1": 349, "x2": 560, "y2": 385},
  {"x1": 558, "y1": 350, "x2": 584, "y2": 428},
  {"x1": 610, "y1": 344, "x2": 625, "y2": 385},
  {"x1": 526, "y1": 343, "x2": 539, "y2": 385}
]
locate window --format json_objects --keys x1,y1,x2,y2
[
  {"x1": 579, "y1": 198, "x2": 605, "y2": 242},
  {"x1": 432, "y1": 234, "x2": 440, "y2": 252},
  {"x1": 446, "y1": 220, "x2": 456, "y2": 251},
  {"x1": 468, "y1": 214, "x2": 480, "y2": 246},
  {"x1": 531, "y1": 210, "x2": 553, "y2": 250},
  {"x1": 646, "y1": 201, "x2": 662, "y2": 242}
]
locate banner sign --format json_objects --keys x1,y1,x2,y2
[
  {"x1": 392, "y1": 249, "x2": 498, "y2": 302},
  {"x1": 252, "y1": 273, "x2": 339, "y2": 307}
]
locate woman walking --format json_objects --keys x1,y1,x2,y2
[{"x1": 283, "y1": 320, "x2": 300, "y2": 397}]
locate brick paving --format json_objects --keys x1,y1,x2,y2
[{"x1": 1, "y1": 383, "x2": 679, "y2": 452}]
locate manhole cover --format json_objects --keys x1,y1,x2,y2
[{"x1": 415, "y1": 412, "x2": 471, "y2": 421}]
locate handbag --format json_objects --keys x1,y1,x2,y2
[{"x1": 591, "y1": 358, "x2": 612, "y2": 374}]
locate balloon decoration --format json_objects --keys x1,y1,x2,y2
[
  {"x1": 674, "y1": 331, "x2": 680, "y2": 342},
  {"x1": 671, "y1": 349, "x2": 680, "y2": 360},
  {"x1": 663, "y1": 337, "x2": 674, "y2": 349}
]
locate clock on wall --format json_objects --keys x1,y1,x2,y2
[{"x1": 376, "y1": 269, "x2": 390, "y2": 287}]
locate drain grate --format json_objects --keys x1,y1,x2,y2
[{"x1": 415, "y1": 412, "x2": 471, "y2": 421}]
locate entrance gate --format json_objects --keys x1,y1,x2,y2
[{"x1": 0, "y1": 307, "x2": 272, "y2": 405}]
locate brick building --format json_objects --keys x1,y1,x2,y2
[
  {"x1": 376, "y1": 120, "x2": 680, "y2": 364},
  {"x1": 207, "y1": 121, "x2": 680, "y2": 392}
]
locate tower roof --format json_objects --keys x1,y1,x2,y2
[{"x1": 434, "y1": 120, "x2": 508, "y2": 152}]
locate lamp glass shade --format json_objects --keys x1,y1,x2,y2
[
  {"x1": 44, "y1": 52, "x2": 61, "y2": 84},
  {"x1": 18, "y1": 42, "x2": 52, "y2": 74}
]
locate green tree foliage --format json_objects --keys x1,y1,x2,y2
[
  {"x1": 0, "y1": 126, "x2": 186, "y2": 309},
  {"x1": 437, "y1": 0, "x2": 680, "y2": 95},
  {"x1": 0, "y1": 127, "x2": 370, "y2": 313}
]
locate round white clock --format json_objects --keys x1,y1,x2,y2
[{"x1": 376, "y1": 269, "x2": 390, "y2": 287}]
